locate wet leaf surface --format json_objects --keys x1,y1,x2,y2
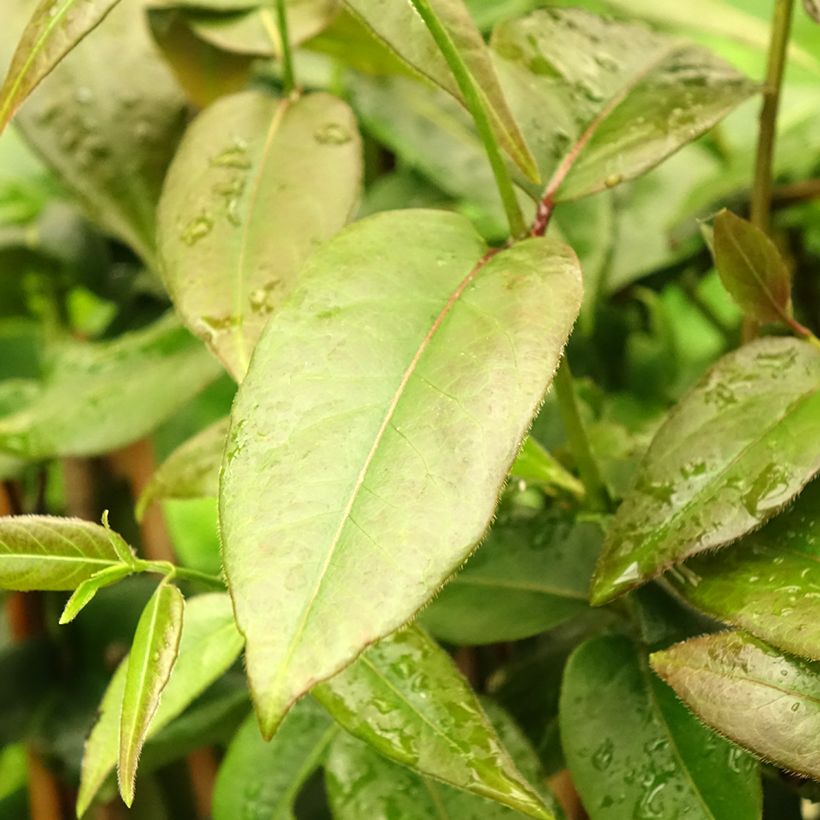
[
  {"x1": 652, "y1": 631, "x2": 820, "y2": 780},
  {"x1": 668, "y1": 480, "x2": 820, "y2": 660},
  {"x1": 315, "y1": 626, "x2": 553, "y2": 818},
  {"x1": 561, "y1": 634, "x2": 761, "y2": 819},
  {"x1": 591, "y1": 337, "x2": 820, "y2": 604},
  {"x1": 220, "y1": 209, "x2": 582, "y2": 735},
  {"x1": 158, "y1": 90, "x2": 362, "y2": 380}
]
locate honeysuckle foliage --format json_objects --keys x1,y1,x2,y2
[{"x1": 0, "y1": 0, "x2": 818, "y2": 818}]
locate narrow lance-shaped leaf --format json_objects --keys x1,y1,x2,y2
[
  {"x1": 667, "y1": 480, "x2": 820, "y2": 660},
  {"x1": 652, "y1": 632, "x2": 820, "y2": 780},
  {"x1": 0, "y1": 314, "x2": 221, "y2": 460},
  {"x1": 0, "y1": 0, "x2": 187, "y2": 265},
  {"x1": 561, "y1": 635, "x2": 761, "y2": 820},
  {"x1": 421, "y1": 510, "x2": 600, "y2": 645},
  {"x1": 314, "y1": 626, "x2": 554, "y2": 819},
  {"x1": 326, "y1": 702, "x2": 559, "y2": 820},
  {"x1": 491, "y1": 8, "x2": 757, "y2": 202},
  {"x1": 157, "y1": 90, "x2": 362, "y2": 380},
  {"x1": 0, "y1": 516, "x2": 130, "y2": 591},
  {"x1": 59, "y1": 564, "x2": 134, "y2": 625},
  {"x1": 0, "y1": 0, "x2": 123, "y2": 132},
  {"x1": 713, "y1": 209, "x2": 793, "y2": 325},
  {"x1": 213, "y1": 700, "x2": 337, "y2": 820},
  {"x1": 220, "y1": 209, "x2": 582, "y2": 735},
  {"x1": 136, "y1": 417, "x2": 228, "y2": 521},
  {"x1": 511, "y1": 436, "x2": 585, "y2": 499},
  {"x1": 78, "y1": 593, "x2": 244, "y2": 816},
  {"x1": 118, "y1": 582, "x2": 185, "y2": 807},
  {"x1": 591, "y1": 337, "x2": 820, "y2": 605},
  {"x1": 342, "y1": 0, "x2": 538, "y2": 182}
]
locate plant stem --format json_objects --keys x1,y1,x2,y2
[
  {"x1": 552, "y1": 359, "x2": 611, "y2": 513},
  {"x1": 274, "y1": 0, "x2": 296, "y2": 94},
  {"x1": 751, "y1": 0, "x2": 795, "y2": 234},
  {"x1": 408, "y1": 0, "x2": 527, "y2": 238},
  {"x1": 136, "y1": 560, "x2": 225, "y2": 590}
]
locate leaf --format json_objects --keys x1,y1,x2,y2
[
  {"x1": 220, "y1": 209, "x2": 582, "y2": 734},
  {"x1": 421, "y1": 510, "x2": 600, "y2": 645},
  {"x1": 0, "y1": 0, "x2": 123, "y2": 132},
  {"x1": 511, "y1": 437, "x2": 584, "y2": 498},
  {"x1": 0, "y1": 516, "x2": 130, "y2": 591},
  {"x1": 157, "y1": 90, "x2": 362, "y2": 379},
  {"x1": 0, "y1": 314, "x2": 221, "y2": 460},
  {"x1": 0, "y1": 0, "x2": 187, "y2": 265},
  {"x1": 326, "y1": 731, "x2": 554, "y2": 820},
  {"x1": 491, "y1": 8, "x2": 757, "y2": 201},
  {"x1": 78, "y1": 592, "x2": 243, "y2": 815},
  {"x1": 590, "y1": 337, "x2": 820, "y2": 605},
  {"x1": 59, "y1": 564, "x2": 134, "y2": 624},
  {"x1": 213, "y1": 699, "x2": 336, "y2": 820},
  {"x1": 667, "y1": 480, "x2": 820, "y2": 660},
  {"x1": 712, "y1": 210, "x2": 793, "y2": 325},
  {"x1": 314, "y1": 626, "x2": 553, "y2": 819},
  {"x1": 136, "y1": 417, "x2": 228, "y2": 520},
  {"x1": 651, "y1": 632, "x2": 820, "y2": 780},
  {"x1": 342, "y1": 0, "x2": 538, "y2": 181},
  {"x1": 118, "y1": 582, "x2": 185, "y2": 806},
  {"x1": 561, "y1": 635, "x2": 761, "y2": 820}
]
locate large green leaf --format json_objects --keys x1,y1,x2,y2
[
  {"x1": 491, "y1": 8, "x2": 756, "y2": 202},
  {"x1": 0, "y1": 516, "x2": 131, "y2": 591},
  {"x1": 0, "y1": 0, "x2": 187, "y2": 265},
  {"x1": 315, "y1": 626, "x2": 553, "y2": 819},
  {"x1": 118, "y1": 582, "x2": 184, "y2": 806},
  {"x1": 561, "y1": 635, "x2": 761, "y2": 820},
  {"x1": 220, "y1": 209, "x2": 582, "y2": 735},
  {"x1": 78, "y1": 592, "x2": 243, "y2": 815},
  {"x1": 342, "y1": 0, "x2": 537, "y2": 182},
  {"x1": 712, "y1": 209, "x2": 794, "y2": 326},
  {"x1": 421, "y1": 510, "x2": 599, "y2": 645},
  {"x1": 157, "y1": 90, "x2": 362, "y2": 379},
  {"x1": 591, "y1": 337, "x2": 820, "y2": 605},
  {"x1": 213, "y1": 699, "x2": 336, "y2": 820},
  {"x1": 137, "y1": 417, "x2": 228, "y2": 520},
  {"x1": 326, "y1": 702, "x2": 557, "y2": 820},
  {"x1": 0, "y1": 314, "x2": 220, "y2": 460},
  {"x1": 0, "y1": 0, "x2": 123, "y2": 130},
  {"x1": 667, "y1": 481, "x2": 820, "y2": 659},
  {"x1": 652, "y1": 632, "x2": 820, "y2": 780}
]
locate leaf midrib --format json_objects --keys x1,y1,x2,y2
[{"x1": 270, "y1": 246, "x2": 498, "y2": 707}]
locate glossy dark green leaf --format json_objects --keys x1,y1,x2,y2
[
  {"x1": 591, "y1": 337, "x2": 820, "y2": 604},
  {"x1": 667, "y1": 481, "x2": 820, "y2": 659},
  {"x1": 59, "y1": 564, "x2": 134, "y2": 624},
  {"x1": 157, "y1": 90, "x2": 362, "y2": 379},
  {"x1": 78, "y1": 592, "x2": 243, "y2": 815},
  {"x1": 652, "y1": 631, "x2": 820, "y2": 780},
  {"x1": 118, "y1": 582, "x2": 185, "y2": 806},
  {"x1": 0, "y1": 314, "x2": 220, "y2": 460},
  {"x1": 136, "y1": 417, "x2": 227, "y2": 520},
  {"x1": 0, "y1": 0, "x2": 123, "y2": 131},
  {"x1": 213, "y1": 699, "x2": 336, "y2": 820},
  {"x1": 220, "y1": 209, "x2": 582, "y2": 735},
  {"x1": 491, "y1": 8, "x2": 756, "y2": 201},
  {"x1": 315, "y1": 626, "x2": 553, "y2": 818},
  {"x1": 713, "y1": 209, "x2": 793, "y2": 325},
  {"x1": 0, "y1": 516, "x2": 131, "y2": 591},
  {"x1": 1, "y1": 0, "x2": 187, "y2": 265},
  {"x1": 421, "y1": 511, "x2": 600, "y2": 645},
  {"x1": 326, "y1": 717, "x2": 555, "y2": 820},
  {"x1": 561, "y1": 635, "x2": 760, "y2": 819},
  {"x1": 343, "y1": 0, "x2": 538, "y2": 182}
]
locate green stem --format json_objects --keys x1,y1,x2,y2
[
  {"x1": 751, "y1": 0, "x2": 794, "y2": 233},
  {"x1": 408, "y1": 0, "x2": 527, "y2": 238},
  {"x1": 136, "y1": 560, "x2": 225, "y2": 591},
  {"x1": 553, "y1": 358, "x2": 611, "y2": 513},
  {"x1": 274, "y1": 0, "x2": 295, "y2": 94}
]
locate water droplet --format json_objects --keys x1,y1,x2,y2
[
  {"x1": 314, "y1": 123, "x2": 352, "y2": 145},
  {"x1": 181, "y1": 214, "x2": 213, "y2": 245}
]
